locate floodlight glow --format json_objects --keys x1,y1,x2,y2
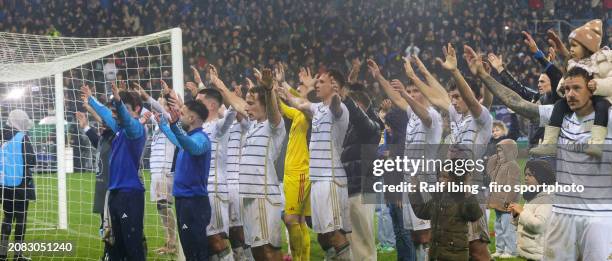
[{"x1": 5, "y1": 88, "x2": 26, "y2": 100}]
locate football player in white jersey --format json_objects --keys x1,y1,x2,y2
[
  {"x1": 286, "y1": 70, "x2": 353, "y2": 260},
  {"x1": 211, "y1": 68, "x2": 286, "y2": 261},
  {"x1": 465, "y1": 45, "x2": 612, "y2": 261}
]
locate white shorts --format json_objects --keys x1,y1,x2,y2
[
  {"x1": 402, "y1": 203, "x2": 431, "y2": 231},
  {"x1": 242, "y1": 197, "x2": 282, "y2": 248},
  {"x1": 150, "y1": 174, "x2": 173, "y2": 203},
  {"x1": 206, "y1": 194, "x2": 230, "y2": 236},
  {"x1": 542, "y1": 212, "x2": 612, "y2": 261},
  {"x1": 227, "y1": 183, "x2": 243, "y2": 227},
  {"x1": 310, "y1": 181, "x2": 351, "y2": 234}
]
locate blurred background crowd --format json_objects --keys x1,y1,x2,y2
[
  {"x1": 1, "y1": 0, "x2": 610, "y2": 90},
  {"x1": 0, "y1": 0, "x2": 610, "y2": 170}
]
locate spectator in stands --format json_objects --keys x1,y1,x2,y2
[
  {"x1": 103, "y1": 58, "x2": 118, "y2": 96},
  {"x1": 1, "y1": 0, "x2": 604, "y2": 90},
  {"x1": 488, "y1": 52, "x2": 561, "y2": 146}
]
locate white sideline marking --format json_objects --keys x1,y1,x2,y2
[{"x1": 28, "y1": 216, "x2": 99, "y2": 240}]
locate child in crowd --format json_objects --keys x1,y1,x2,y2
[
  {"x1": 486, "y1": 139, "x2": 520, "y2": 258},
  {"x1": 486, "y1": 120, "x2": 509, "y2": 157},
  {"x1": 508, "y1": 160, "x2": 555, "y2": 261},
  {"x1": 532, "y1": 19, "x2": 612, "y2": 157}
]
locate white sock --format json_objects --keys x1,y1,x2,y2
[
  {"x1": 416, "y1": 244, "x2": 429, "y2": 261},
  {"x1": 244, "y1": 246, "x2": 255, "y2": 261},
  {"x1": 210, "y1": 248, "x2": 233, "y2": 261},
  {"x1": 219, "y1": 248, "x2": 235, "y2": 261},
  {"x1": 324, "y1": 248, "x2": 336, "y2": 261},
  {"x1": 334, "y1": 244, "x2": 352, "y2": 261},
  {"x1": 232, "y1": 247, "x2": 244, "y2": 261}
]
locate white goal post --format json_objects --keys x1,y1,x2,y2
[{"x1": 0, "y1": 28, "x2": 184, "y2": 260}]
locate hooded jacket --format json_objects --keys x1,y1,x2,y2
[
  {"x1": 512, "y1": 192, "x2": 553, "y2": 260},
  {"x1": 486, "y1": 139, "x2": 520, "y2": 211}
]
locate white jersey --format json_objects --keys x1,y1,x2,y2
[
  {"x1": 149, "y1": 127, "x2": 175, "y2": 176},
  {"x1": 202, "y1": 108, "x2": 237, "y2": 198},
  {"x1": 538, "y1": 105, "x2": 612, "y2": 216},
  {"x1": 448, "y1": 104, "x2": 493, "y2": 158},
  {"x1": 404, "y1": 105, "x2": 443, "y2": 182},
  {"x1": 308, "y1": 102, "x2": 349, "y2": 184},
  {"x1": 238, "y1": 119, "x2": 286, "y2": 203},
  {"x1": 401, "y1": 105, "x2": 441, "y2": 231},
  {"x1": 226, "y1": 119, "x2": 248, "y2": 185}
]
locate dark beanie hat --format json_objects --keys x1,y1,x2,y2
[{"x1": 525, "y1": 160, "x2": 556, "y2": 185}]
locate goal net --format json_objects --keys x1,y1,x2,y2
[{"x1": 0, "y1": 28, "x2": 184, "y2": 260}]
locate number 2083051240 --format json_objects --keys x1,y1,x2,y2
[{"x1": 8, "y1": 242, "x2": 74, "y2": 253}]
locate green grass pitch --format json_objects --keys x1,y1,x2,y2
[{"x1": 20, "y1": 172, "x2": 525, "y2": 260}]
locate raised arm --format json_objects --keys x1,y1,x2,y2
[
  {"x1": 154, "y1": 113, "x2": 181, "y2": 148},
  {"x1": 391, "y1": 79, "x2": 433, "y2": 128},
  {"x1": 167, "y1": 108, "x2": 209, "y2": 155},
  {"x1": 185, "y1": 65, "x2": 208, "y2": 98},
  {"x1": 217, "y1": 108, "x2": 238, "y2": 137},
  {"x1": 171, "y1": 123, "x2": 210, "y2": 155},
  {"x1": 478, "y1": 81, "x2": 493, "y2": 109},
  {"x1": 437, "y1": 43, "x2": 482, "y2": 117},
  {"x1": 147, "y1": 96, "x2": 171, "y2": 119},
  {"x1": 277, "y1": 85, "x2": 305, "y2": 120},
  {"x1": 343, "y1": 95, "x2": 382, "y2": 135},
  {"x1": 546, "y1": 29, "x2": 570, "y2": 62},
  {"x1": 83, "y1": 104, "x2": 103, "y2": 125},
  {"x1": 132, "y1": 82, "x2": 172, "y2": 120},
  {"x1": 464, "y1": 46, "x2": 540, "y2": 121},
  {"x1": 488, "y1": 53, "x2": 538, "y2": 101},
  {"x1": 261, "y1": 69, "x2": 282, "y2": 126},
  {"x1": 523, "y1": 31, "x2": 563, "y2": 101},
  {"x1": 209, "y1": 66, "x2": 248, "y2": 117},
  {"x1": 330, "y1": 93, "x2": 343, "y2": 119},
  {"x1": 411, "y1": 55, "x2": 451, "y2": 112},
  {"x1": 76, "y1": 111, "x2": 99, "y2": 148},
  {"x1": 298, "y1": 67, "x2": 316, "y2": 96},
  {"x1": 481, "y1": 73, "x2": 539, "y2": 121},
  {"x1": 279, "y1": 86, "x2": 313, "y2": 119},
  {"x1": 272, "y1": 63, "x2": 309, "y2": 120},
  {"x1": 82, "y1": 85, "x2": 118, "y2": 133},
  {"x1": 367, "y1": 59, "x2": 409, "y2": 111},
  {"x1": 111, "y1": 84, "x2": 144, "y2": 139},
  {"x1": 347, "y1": 58, "x2": 362, "y2": 84}
]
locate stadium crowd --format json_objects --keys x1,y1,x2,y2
[{"x1": 0, "y1": 0, "x2": 610, "y2": 90}]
